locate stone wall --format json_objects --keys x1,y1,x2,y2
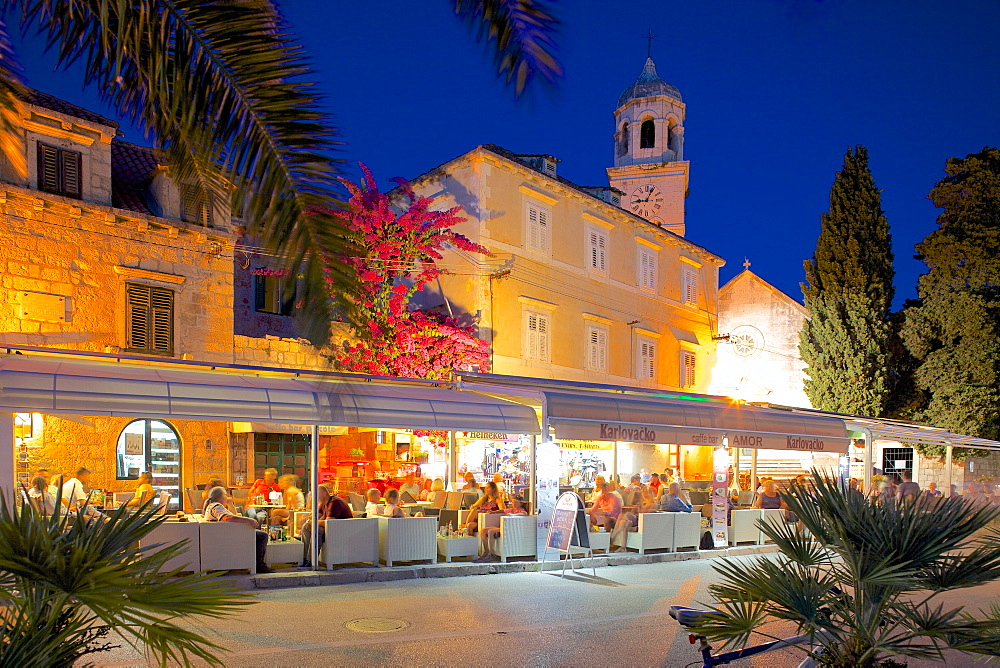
[
  {"x1": 0, "y1": 185, "x2": 233, "y2": 361},
  {"x1": 918, "y1": 450, "x2": 1000, "y2": 491},
  {"x1": 22, "y1": 414, "x2": 230, "y2": 511}
]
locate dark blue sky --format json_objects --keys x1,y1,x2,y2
[{"x1": 11, "y1": 0, "x2": 999, "y2": 308}]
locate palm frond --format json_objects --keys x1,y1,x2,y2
[
  {"x1": 0, "y1": 18, "x2": 26, "y2": 179},
  {"x1": 453, "y1": 0, "x2": 562, "y2": 96},
  {"x1": 19, "y1": 0, "x2": 356, "y2": 344}
]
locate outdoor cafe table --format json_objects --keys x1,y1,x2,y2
[{"x1": 437, "y1": 535, "x2": 479, "y2": 562}]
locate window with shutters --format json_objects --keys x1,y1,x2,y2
[
  {"x1": 638, "y1": 248, "x2": 657, "y2": 292},
  {"x1": 125, "y1": 283, "x2": 174, "y2": 355},
  {"x1": 683, "y1": 267, "x2": 699, "y2": 305},
  {"x1": 681, "y1": 351, "x2": 697, "y2": 388},
  {"x1": 587, "y1": 229, "x2": 608, "y2": 272},
  {"x1": 253, "y1": 273, "x2": 293, "y2": 315},
  {"x1": 586, "y1": 325, "x2": 608, "y2": 372},
  {"x1": 181, "y1": 185, "x2": 212, "y2": 226},
  {"x1": 36, "y1": 143, "x2": 82, "y2": 199},
  {"x1": 524, "y1": 310, "x2": 551, "y2": 363},
  {"x1": 637, "y1": 339, "x2": 656, "y2": 381},
  {"x1": 524, "y1": 201, "x2": 551, "y2": 255}
]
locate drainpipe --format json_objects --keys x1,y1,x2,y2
[{"x1": 749, "y1": 447, "x2": 758, "y2": 491}]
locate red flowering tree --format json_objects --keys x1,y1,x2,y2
[{"x1": 331, "y1": 164, "x2": 491, "y2": 380}]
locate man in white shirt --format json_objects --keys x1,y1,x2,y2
[{"x1": 62, "y1": 467, "x2": 105, "y2": 519}]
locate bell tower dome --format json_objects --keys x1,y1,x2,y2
[{"x1": 607, "y1": 56, "x2": 689, "y2": 236}]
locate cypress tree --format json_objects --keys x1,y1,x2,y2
[
  {"x1": 901, "y1": 147, "x2": 1000, "y2": 448},
  {"x1": 799, "y1": 146, "x2": 894, "y2": 415}
]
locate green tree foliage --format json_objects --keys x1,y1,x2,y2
[
  {"x1": 693, "y1": 474, "x2": 1000, "y2": 667},
  {"x1": 0, "y1": 494, "x2": 249, "y2": 666},
  {"x1": 901, "y1": 147, "x2": 1000, "y2": 456},
  {"x1": 800, "y1": 146, "x2": 894, "y2": 415}
]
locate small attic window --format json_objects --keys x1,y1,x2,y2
[
  {"x1": 542, "y1": 158, "x2": 556, "y2": 176},
  {"x1": 640, "y1": 120, "x2": 655, "y2": 149}
]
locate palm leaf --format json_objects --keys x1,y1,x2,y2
[
  {"x1": 18, "y1": 0, "x2": 356, "y2": 344},
  {"x1": 0, "y1": 18, "x2": 26, "y2": 179},
  {"x1": 453, "y1": 0, "x2": 562, "y2": 96}
]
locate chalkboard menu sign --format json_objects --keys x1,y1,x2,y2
[{"x1": 546, "y1": 492, "x2": 590, "y2": 551}]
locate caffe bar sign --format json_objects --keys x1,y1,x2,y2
[{"x1": 553, "y1": 420, "x2": 849, "y2": 452}]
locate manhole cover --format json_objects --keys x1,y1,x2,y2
[{"x1": 344, "y1": 617, "x2": 410, "y2": 633}]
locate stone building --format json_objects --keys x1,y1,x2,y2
[{"x1": 0, "y1": 90, "x2": 235, "y2": 503}]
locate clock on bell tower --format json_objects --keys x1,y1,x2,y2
[{"x1": 606, "y1": 55, "x2": 689, "y2": 236}]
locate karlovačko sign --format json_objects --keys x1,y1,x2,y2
[{"x1": 556, "y1": 422, "x2": 848, "y2": 452}]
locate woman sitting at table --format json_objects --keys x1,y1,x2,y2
[
  {"x1": 425, "y1": 478, "x2": 445, "y2": 504},
  {"x1": 126, "y1": 471, "x2": 155, "y2": 508},
  {"x1": 475, "y1": 494, "x2": 527, "y2": 562},
  {"x1": 378, "y1": 488, "x2": 405, "y2": 518},
  {"x1": 270, "y1": 475, "x2": 305, "y2": 527},
  {"x1": 201, "y1": 477, "x2": 236, "y2": 513},
  {"x1": 461, "y1": 472, "x2": 483, "y2": 498},
  {"x1": 464, "y1": 481, "x2": 505, "y2": 535},
  {"x1": 753, "y1": 480, "x2": 783, "y2": 510},
  {"x1": 28, "y1": 475, "x2": 57, "y2": 514}
]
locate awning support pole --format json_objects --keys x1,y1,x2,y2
[
  {"x1": 310, "y1": 424, "x2": 319, "y2": 570},
  {"x1": 945, "y1": 444, "x2": 953, "y2": 498},
  {"x1": 862, "y1": 428, "x2": 874, "y2": 494},
  {"x1": 449, "y1": 431, "x2": 458, "y2": 491},
  {"x1": 612, "y1": 440, "x2": 618, "y2": 483},
  {"x1": 0, "y1": 413, "x2": 12, "y2": 498},
  {"x1": 733, "y1": 447, "x2": 741, "y2": 490},
  {"x1": 749, "y1": 447, "x2": 758, "y2": 491}
]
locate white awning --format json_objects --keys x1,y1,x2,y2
[
  {"x1": 0, "y1": 355, "x2": 540, "y2": 434},
  {"x1": 845, "y1": 417, "x2": 1000, "y2": 450},
  {"x1": 544, "y1": 391, "x2": 850, "y2": 452}
]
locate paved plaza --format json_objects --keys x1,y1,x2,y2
[{"x1": 93, "y1": 555, "x2": 1000, "y2": 668}]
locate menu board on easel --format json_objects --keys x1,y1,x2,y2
[{"x1": 546, "y1": 492, "x2": 589, "y2": 551}]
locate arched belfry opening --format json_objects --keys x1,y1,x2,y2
[
  {"x1": 640, "y1": 119, "x2": 655, "y2": 149},
  {"x1": 620, "y1": 122, "x2": 629, "y2": 155}
]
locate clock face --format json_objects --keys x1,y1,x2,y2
[{"x1": 630, "y1": 184, "x2": 663, "y2": 218}]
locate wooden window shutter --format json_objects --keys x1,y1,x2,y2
[
  {"x1": 684, "y1": 268, "x2": 698, "y2": 305},
  {"x1": 37, "y1": 143, "x2": 60, "y2": 193},
  {"x1": 639, "y1": 341, "x2": 655, "y2": 380},
  {"x1": 254, "y1": 275, "x2": 267, "y2": 311},
  {"x1": 538, "y1": 208, "x2": 550, "y2": 253},
  {"x1": 537, "y1": 313, "x2": 549, "y2": 361},
  {"x1": 125, "y1": 284, "x2": 151, "y2": 350},
  {"x1": 682, "y1": 351, "x2": 697, "y2": 387},
  {"x1": 150, "y1": 287, "x2": 174, "y2": 353},
  {"x1": 125, "y1": 283, "x2": 173, "y2": 354},
  {"x1": 598, "y1": 327, "x2": 607, "y2": 371},
  {"x1": 182, "y1": 185, "x2": 212, "y2": 226},
  {"x1": 526, "y1": 205, "x2": 539, "y2": 251},
  {"x1": 61, "y1": 149, "x2": 81, "y2": 198}
]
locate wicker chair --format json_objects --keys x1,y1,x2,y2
[
  {"x1": 377, "y1": 516, "x2": 437, "y2": 567},
  {"x1": 624, "y1": 512, "x2": 675, "y2": 555},
  {"x1": 320, "y1": 518, "x2": 379, "y2": 569}
]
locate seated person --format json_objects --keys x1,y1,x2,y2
[
  {"x1": 271, "y1": 475, "x2": 305, "y2": 527},
  {"x1": 658, "y1": 482, "x2": 693, "y2": 513},
  {"x1": 364, "y1": 488, "x2": 381, "y2": 516},
  {"x1": 461, "y1": 472, "x2": 483, "y2": 498},
  {"x1": 300, "y1": 483, "x2": 353, "y2": 568},
  {"x1": 425, "y1": 478, "x2": 445, "y2": 504},
  {"x1": 419, "y1": 478, "x2": 434, "y2": 501},
  {"x1": 624, "y1": 474, "x2": 645, "y2": 493},
  {"x1": 924, "y1": 482, "x2": 943, "y2": 498},
  {"x1": 201, "y1": 477, "x2": 236, "y2": 512},
  {"x1": 753, "y1": 480, "x2": 783, "y2": 509},
  {"x1": 399, "y1": 474, "x2": 422, "y2": 501},
  {"x1": 246, "y1": 467, "x2": 280, "y2": 522},
  {"x1": 62, "y1": 467, "x2": 106, "y2": 521},
  {"x1": 586, "y1": 475, "x2": 607, "y2": 504},
  {"x1": 476, "y1": 494, "x2": 527, "y2": 562},
  {"x1": 204, "y1": 486, "x2": 272, "y2": 574},
  {"x1": 587, "y1": 481, "x2": 621, "y2": 532},
  {"x1": 379, "y1": 488, "x2": 405, "y2": 518},
  {"x1": 611, "y1": 487, "x2": 659, "y2": 551},
  {"x1": 126, "y1": 471, "x2": 155, "y2": 508},
  {"x1": 464, "y1": 481, "x2": 505, "y2": 535},
  {"x1": 27, "y1": 475, "x2": 57, "y2": 514}
]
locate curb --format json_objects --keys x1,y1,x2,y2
[{"x1": 248, "y1": 543, "x2": 780, "y2": 589}]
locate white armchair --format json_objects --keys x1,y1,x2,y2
[
  {"x1": 321, "y1": 518, "x2": 379, "y2": 569},
  {"x1": 480, "y1": 513, "x2": 537, "y2": 562},
  {"x1": 377, "y1": 516, "x2": 437, "y2": 567},
  {"x1": 729, "y1": 509, "x2": 763, "y2": 545},
  {"x1": 624, "y1": 512, "x2": 675, "y2": 555},
  {"x1": 670, "y1": 512, "x2": 702, "y2": 551},
  {"x1": 199, "y1": 521, "x2": 256, "y2": 574},
  {"x1": 139, "y1": 521, "x2": 200, "y2": 573}
]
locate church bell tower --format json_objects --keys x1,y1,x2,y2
[{"x1": 607, "y1": 56, "x2": 689, "y2": 236}]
